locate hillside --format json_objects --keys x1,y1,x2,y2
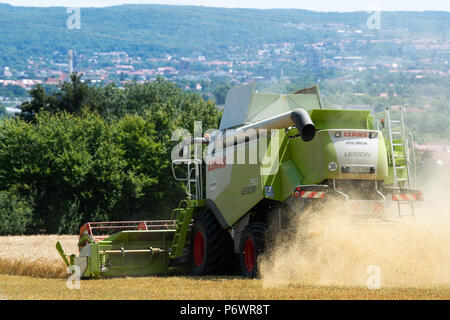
[{"x1": 0, "y1": 3, "x2": 449, "y2": 69}]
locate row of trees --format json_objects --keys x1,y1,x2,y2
[{"x1": 0, "y1": 75, "x2": 221, "y2": 234}]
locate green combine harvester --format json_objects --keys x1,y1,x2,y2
[{"x1": 57, "y1": 84, "x2": 423, "y2": 278}]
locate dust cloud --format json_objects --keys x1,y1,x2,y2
[{"x1": 260, "y1": 168, "x2": 450, "y2": 288}]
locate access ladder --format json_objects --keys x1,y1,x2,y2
[{"x1": 384, "y1": 106, "x2": 417, "y2": 217}]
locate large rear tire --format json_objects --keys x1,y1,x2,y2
[
  {"x1": 239, "y1": 222, "x2": 266, "y2": 278},
  {"x1": 190, "y1": 210, "x2": 235, "y2": 275}
]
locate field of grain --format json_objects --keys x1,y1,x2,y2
[
  {"x1": 0, "y1": 233, "x2": 448, "y2": 300},
  {"x1": 0, "y1": 235, "x2": 78, "y2": 279},
  {"x1": 0, "y1": 274, "x2": 448, "y2": 300}
]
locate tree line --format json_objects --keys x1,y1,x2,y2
[{"x1": 0, "y1": 75, "x2": 220, "y2": 235}]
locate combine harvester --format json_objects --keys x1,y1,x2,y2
[{"x1": 57, "y1": 84, "x2": 423, "y2": 278}]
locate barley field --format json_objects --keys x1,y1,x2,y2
[
  {"x1": 0, "y1": 235, "x2": 78, "y2": 279},
  {"x1": 0, "y1": 235, "x2": 448, "y2": 300},
  {"x1": 0, "y1": 274, "x2": 448, "y2": 300}
]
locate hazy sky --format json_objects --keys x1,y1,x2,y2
[{"x1": 0, "y1": 0, "x2": 449, "y2": 12}]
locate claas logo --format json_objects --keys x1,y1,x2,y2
[
  {"x1": 208, "y1": 158, "x2": 227, "y2": 171},
  {"x1": 343, "y1": 132, "x2": 368, "y2": 138}
]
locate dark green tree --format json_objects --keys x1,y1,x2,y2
[
  {"x1": 213, "y1": 82, "x2": 232, "y2": 106},
  {"x1": 0, "y1": 78, "x2": 221, "y2": 234}
]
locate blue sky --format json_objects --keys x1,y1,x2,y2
[{"x1": 0, "y1": 0, "x2": 449, "y2": 11}]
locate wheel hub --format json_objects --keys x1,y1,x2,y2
[
  {"x1": 193, "y1": 232, "x2": 205, "y2": 267},
  {"x1": 244, "y1": 238, "x2": 255, "y2": 272}
]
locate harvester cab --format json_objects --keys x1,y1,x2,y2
[{"x1": 57, "y1": 84, "x2": 423, "y2": 279}]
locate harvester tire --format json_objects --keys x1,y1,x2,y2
[
  {"x1": 239, "y1": 222, "x2": 266, "y2": 278},
  {"x1": 190, "y1": 210, "x2": 235, "y2": 275}
]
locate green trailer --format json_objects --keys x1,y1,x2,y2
[{"x1": 57, "y1": 84, "x2": 423, "y2": 278}]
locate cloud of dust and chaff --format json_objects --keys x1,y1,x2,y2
[{"x1": 260, "y1": 169, "x2": 450, "y2": 288}]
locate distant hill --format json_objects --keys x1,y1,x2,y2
[{"x1": 0, "y1": 3, "x2": 449, "y2": 68}]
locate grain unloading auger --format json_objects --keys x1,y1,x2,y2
[{"x1": 57, "y1": 84, "x2": 423, "y2": 278}]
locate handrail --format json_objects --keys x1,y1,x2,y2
[{"x1": 171, "y1": 158, "x2": 203, "y2": 200}]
